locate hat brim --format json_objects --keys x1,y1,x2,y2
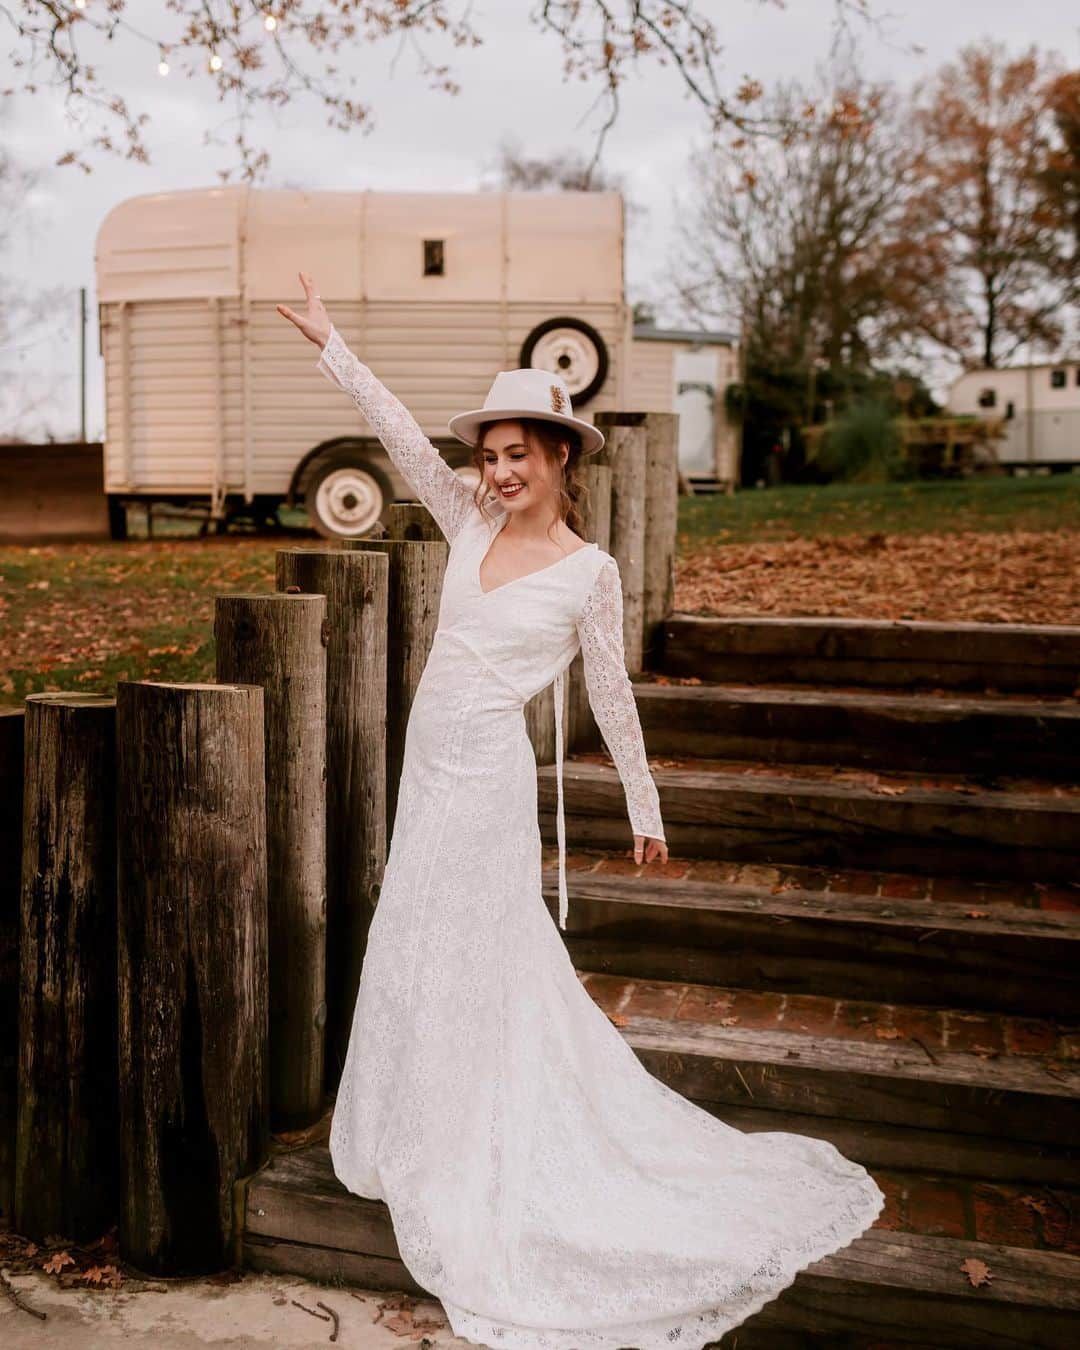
[{"x1": 448, "y1": 407, "x2": 605, "y2": 456}]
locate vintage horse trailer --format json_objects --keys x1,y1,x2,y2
[
  {"x1": 95, "y1": 186, "x2": 645, "y2": 538},
  {"x1": 946, "y1": 362, "x2": 1080, "y2": 470}
]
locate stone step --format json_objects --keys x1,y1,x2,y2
[
  {"x1": 579, "y1": 971, "x2": 1079, "y2": 1186},
  {"x1": 633, "y1": 681, "x2": 1080, "y2": 780},
  {"x1": 238, "y1": 1138, "x2": 1080, "y2": 1348},
  {"x1": 661, "y1": 615, "x2": 1080, "y2": 693},
  {"x1": 538, "y1": 759, "x2": 1080, "y2": 881},
  {"x1": 537, "y1": 851, "x2": 1079, "y2": 1019}
]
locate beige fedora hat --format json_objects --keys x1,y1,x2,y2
[{"x1": 448, "y1": 368, "x2": 605, "y2": 455}]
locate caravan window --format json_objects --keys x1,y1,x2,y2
[
  {"x1": 1050, "y1": 369, "x2": 1066, "y2": 388},
  {"x1": 423, "y1": 240, "x2": 445, "y2": 276},
  {"x1": 977, "y1": 387, "x2": 996, "y2": 408}
]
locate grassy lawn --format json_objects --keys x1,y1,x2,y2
[
  {"x1": 678, "y1": 475, "x2": 1080, "y2": 549},
  {"x1": 2, "y1": 476, "x2": 1078, "y2": 705}
]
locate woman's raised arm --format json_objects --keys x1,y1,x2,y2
[
  {"x1": 277, "y1": 271, "x2": 476, "y2": 544},
  {"x1": 576, "y1": 557, "x2": 668, "y2": 866}
]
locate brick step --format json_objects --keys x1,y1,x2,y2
[
  {"x1": 632, "y1": 681, "x2": 1079, "y2": 779},
  {"x1": 580, "y1": 972, "x2": 1079, "y2": 1186},
  {"x1": 239, "y1": 1140, "x2": 1080, "y2": 1348},
  {"x1": 661, "y1": 614, "x2": 1080, "y2": 693},
  {"x1": 537, "y1": 851, "x2": 1079, "y2": 1019},
  {"x1": 538, "y1": 759, "x2": 1080, "y2": 881}
]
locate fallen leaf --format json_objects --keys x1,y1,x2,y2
[
  {"x1": 718, "y1": 1016, "x2": 740, "y2": 1027},
  {"x1": 1020, "y1": 1195, "x2": 1051, "y2": 1218},
  {"x1": 874, "y1": 1027, "x2": 903, "y2": 1040},
  {"x1": 965, "y1": 910, "x2": 990, "y2": 919},
  {"x1": 960, "y1": 1257, "x2": 993, "y2": 1288},
  {"x1": 607, "y1": 1013, "x2": 629, "y2": 1027},
  {"x1": 43, "y1": 1251, "x2": 75, "y2": 1275}
]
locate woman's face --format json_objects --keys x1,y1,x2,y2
[{"x1": 479, "y1": 420, "x2": 566, "y2": 512}]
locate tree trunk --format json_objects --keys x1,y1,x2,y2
[
  {"x1": 16, "y1": 694, "x2": 117, "y2": 1244},
  {"x1": 388, "y1": 502, "x2": 447, "y2": 541},
  {"x1": 115, "y1": 681, "x2": 268, "y2": 1275},
  {"x1": 275, "y1": 549, "x2": 389, "y2": 1087},
  {"x1": 215, "y1": 594, "x2": 328, "y2": 1131}
]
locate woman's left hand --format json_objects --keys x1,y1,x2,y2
[{"x1": 633, "y1": 835, "x2": 669, "y2": 866}]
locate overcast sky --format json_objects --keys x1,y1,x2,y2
[{"x1": 2, "y1": 1, "x2": 1078, "y2": 440}]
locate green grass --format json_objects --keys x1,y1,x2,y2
[{"x1": 678, "y1": 475, "x2": 1080, "y2": 550}]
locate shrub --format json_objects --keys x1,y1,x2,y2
[{"x1": 817, "y1": 399, "x2": 909, "y2": 483}]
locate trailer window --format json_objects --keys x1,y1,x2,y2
[
  {"x1": 423, "y1": 240, "x2": 445, "y2": 276},
  {"x1": 1005, "y1": 401, "x2": 1015, "y2": 419},
  {"x1": 1050, "y1": 368, "x2": 1066, "y2": 388},
  {"x1": 977, "y1": 387, "x2": 996, "y2": 408}
]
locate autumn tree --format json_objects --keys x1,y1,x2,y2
[
  {"x1": 673, "y1": 60, "x2": 913, "y2": 477},
  {"x1": 887, "y1": 41, "x2": 1076, "y2": 370},
  {"x1": 1, "y1": 1, "x2": 873, "y2": 182}
]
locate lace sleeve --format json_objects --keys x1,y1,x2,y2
[
  {"x1": 576, "y1": 557, "x2": 665, "y2": 843},
  {"x1": 315, "y1": 323, "x2": 476, "y2": 543}
]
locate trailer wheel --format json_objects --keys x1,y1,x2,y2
[
  {"x1": 520, "y1": 317, "x2": 609, "y2": 406},
  {"x1": 303, "y1": 453, "x2": 392, "y2": 539}
]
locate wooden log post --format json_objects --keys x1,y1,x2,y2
[
  {"x1": 215, "y1": 594, "x2": 328, "y2": 1132},
  {"x1": 641, "y1": 412, "x2": 679, "y2": 668},
  {"x1": 567, "y1": 459, "x2": 614, "y2": 753},
  {"x1": 0, "y1": 707, "x2": 24, "y2": 1228},
  {"x1": 15, "y1": 694, "x2": 117, "y2": 1245},
  {"x1": 116, "y1": 681, "x2": 268, "y2": 1275},
  {"x1": 344, "y1": 538, "x2": 446, "y2": 837},
  {"x1": 388, "y1": 502, "x2": 446, "y2": 542},
  {"x1": 275, "y1": 549, "x2": 388, "y2": 1088},
  {"x1": 595, "y1": 413, "x2": 648, "y2": 675}
]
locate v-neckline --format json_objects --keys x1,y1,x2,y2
[{"x1": 477, "y1": 512, "x2": 596, "y2": 597}]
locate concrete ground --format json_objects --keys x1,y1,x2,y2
[{"x1": 0, "y1": 1265, "x2": 473, "y2": 1350}]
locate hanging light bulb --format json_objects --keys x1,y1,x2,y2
[
  {"x1": 158, "y1": 57, "x2": 170, "y2": 76},
  {"x1": 209, "y1": 52, "x2": 223, "y2": 72},
  {"x1": 74, "y1": 0, "x2": 87, "y2": 11},
  {"x1": 264, "y1": 12, "x2": 278, "y2": 32}
]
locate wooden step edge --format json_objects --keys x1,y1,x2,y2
[
  {"x1": 621, "y1": 1015, "x2": 1080, "y2": 1102},
  {"x1": 541, "y1": 872, "x2": 1079, "y2": 941},
  {"x1": 634, "y1": 682, "x2": 1080, "y2": 720},
  {"x1": 237, "y1": 1151, "x2": 1080, "y2": 1343},
  {"x1": 546, "y1": 759, "x2": 1080, "y2": 815}
]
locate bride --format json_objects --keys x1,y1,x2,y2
[{"x1": 278, "y1": 272, "x2": 883, "y2": 1349}]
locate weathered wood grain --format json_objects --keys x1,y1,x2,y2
[
  {"x1": 595, "y1": 413, "x2": 647, "y2": 674},
  {"x1": 542, "y1": 872, "x2": 1078, "y2": 1018},
  {"x1": 635, "y1": 682, "x2": 1080, "y2": 780},
  {"x1": 661, "y1": 615, "x2": 1080, "y2": 692},
  {"x1": 216, "y1": 593, "x2": 328, "y2": 1131},
  {"x1": 641, "y1": 411, "x2": 678, "y2": 668},
  {"x1": 116, "y1": 681, "x2": 268, "y2": 1275},
  {"x1": 16, "y1": 694, "x2": 117, "y2": 1244},
  {"x1": 276, "y1": 548, "x2": 388, "y2": 1087},
  {"x1": 0, "y1": 706, "x2": 24, "y2": 1227},
  {"x1": 539, "y1": 761, "x2": 1080, "y2": 880}
]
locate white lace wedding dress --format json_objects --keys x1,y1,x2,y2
[{"x1": 315, "y1": 326, "x2": 884, "y2": 1349}]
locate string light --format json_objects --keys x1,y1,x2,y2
[
  {"x1": 74, "y1": 0, "x2": 87, "y2": 11},
  {"x1": 158, "y1": 57, "x2": 169, "y2": 76},
  {"x1": 264, "y1": 12, "x2": 278, "y2": 32},
  {"x1": 209, "y1": 52, "x2": 223, "y2": 72}
]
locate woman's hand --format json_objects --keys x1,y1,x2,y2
[
  {"x1": 276, "y1": 270, "x2": 332, "y2": 349},
  {"x1": 633, "y1": 835, "x2": 669, "y2": 866}
]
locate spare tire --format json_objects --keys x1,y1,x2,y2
[
  {"x1": 303, "y1": 451, "x2": 392, "y2": 539},
  {"x1": 520, "y1": 317, "x2": 609, "y2": 406}
]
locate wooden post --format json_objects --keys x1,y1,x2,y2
[
  {"x1": 344, "y1": 538, "x2": 446, "y2": 837},
  {"x1": 0, "y1": 707, "x2": 23, "y2": 1228},
  {"x1": 388, "y1": 502, "x2": 446, "y2": 541},
  {"x1": 641, "y1": 412, "x2": 679, "y2": 668},
  {"x1": 595, "y1": 413, "x2": 647, "y2": 674},
  {"x1": 116, "y1": 681, "x2": 268, "y2": 1275},
  {"x1": 567, "y1": 460, "x2": 614, "y2": 753},
  {"x1": 215, "y1": 594, "x2": 328, "y2": 1131},
  {"x1": 275, "y1": 549, "x2": 388, "y2": 1087},
  {"x1": 15, "y1": 695, "x2": 117, "y2": 1245}
]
